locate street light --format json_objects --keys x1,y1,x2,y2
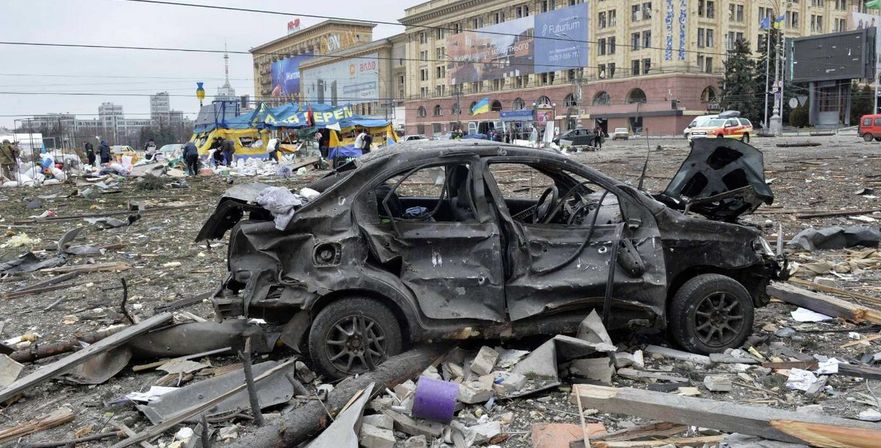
[{"x1": 554, "y1": 31, "x2": 585, "y2": 131}]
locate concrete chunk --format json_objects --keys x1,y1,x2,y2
[
  {"x1": 703, "y1": 374, "x2": 733, "y2": 392},
  {"x1": 402, "y1": 435, "x2": 427, "y2": 448},
  {"x1": 362, "y1": 413, "x2": 393, "y2": 430},
  {"x1": 359, "y1": 424, "x2": 395, "y2": 448},
  {"x1": 492, "y1": 372, "x2": 527, "y2": 397},
  {"x1": 0, "y1": 354, "x2": 24, "y2": 387},
  {"x1": 571, "y1": 357, "x2": 615, "y2": 384},
  {"x1": 383, "y1": 410, "x2": 444, "y2": 438},
  {"x1": 470, "y1": 346, "x2": 499, "y2": 376},
  {"x1": 459, "y1": 379, "x2": 493, "y2": 404}
]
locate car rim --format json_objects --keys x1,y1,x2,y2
[
  {"x1": 694, "y1": 292, "x2": 744, "y2": 348},
  {"x1": 325, "y1": 315, "x2": 388, "y2": 373}
]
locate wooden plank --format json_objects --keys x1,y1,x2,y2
[
  {"x1": 840, "y1": 334, "x2": 881, "y2": 348},
  {"x1": 643, "y1": 345, "x2": 711, "y2": 365},
  {"x1": 40, "y1": 262, "x2": 131, "y2": 274},
  {"x1": 796, "y1": 208, "x2": 881, "y2": 219},
  {"x1": 593, "y1": 435, "x2": 726, "y2": 448},
  {"x1": 788, "y1": 278, "x2": 881, "y2": 307},
  {"x1": 0, "y1": 313, "x2": 172, "y2": 403},
  {"x1": 767, "y1": 282, "x2": 881, "y2": 324},
  {"x1": 0, "y1": 407, "x2": 75, "y2": 444},
  {"x1": 572, "y1": 384, "x2": 881, "y2": 448}
]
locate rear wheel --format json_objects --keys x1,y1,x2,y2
[
  {"x1": 668, "y1": 274, "x2": 754, "y2": 354},
  {"x1": 742, "y1": 133, "x2": 750, "y2": 144},
  {"x1": 308, "y1": 297, "x2": 403, "y2": 380},
  {"x1": 864, "y1": 133, "x2": 874, "y2": 142}
]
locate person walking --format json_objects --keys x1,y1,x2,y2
[
  {"x1": 0, "y1": 139, "x2": 18, "y2": 181},
  {"x1": 593, "y1": 124, "x2": 604, "y2": 150},
  {"x1": 84, "y1": 141, "x2": 96, "y2": 166},
  {"x1": 98, "y1": 140, "x2": 111, "y2": 165},
  {"x1": 266, "y1": 136, "x2": 280, "y2": 163},
  {"x1": 183, "y1": 141, "x2": 199, "y2": 175},
  {"x1": 221, "y1": 137, "x2": 235, "y2": 166}
]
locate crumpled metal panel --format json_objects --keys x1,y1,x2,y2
[
  {"x1": 661, "y1": 139, "x2": 774, "y2": 220},
  {"x1": 136, "y1": 361, "x2": 293, "y2": 424}
]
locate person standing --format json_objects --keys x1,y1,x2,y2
[
  {"x1": 98, "y1": 140, "x2": 111, "y2": 165},
  {"x1": 221, "y1": 137, "x2": 235, "y2": 166},
  {"x1": 183, "y1": 141, "x2": 199, "y2": 175},
  {"x1": 354, "y1": 128, "x2": 367, "y2": 152},
  {"x1": 84, "y1": 141, "x2": 96, "y2": 166},
  {"x1": 0, "y1": 139, "x2": 18, "y2": 181},
  {"x1": 362, "y1": 130, "x2": 373, "y2": 154},
  {"x1": 593, "y1": 124, "x2": 604, "y2": 150},
  {"x1": 144, "y1": 139, "x2": 158, "y2": 161},
  {"x1": 266, "y1": 135, "x2": 280, "y2": 163}
]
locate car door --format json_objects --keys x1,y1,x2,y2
[
  {"x1": 356, "y1": 157, "x2": 507, "y2": 322},
  {"x1": 483, "y1": 158, "x2": 667, "y2": 322}
]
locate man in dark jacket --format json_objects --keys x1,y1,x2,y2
[
  {"x1": 183, "y1": 141, "x2": 199, "y2": 175},
  {"x1": 98, "y1": 140, "x2": 111, "y2": 165},
  {"x1": 221, "y1": 138, "x2": 235, "y2": 166},
  {"x1": 84, "y1": 141, "x2": 96, "y2": 166}
]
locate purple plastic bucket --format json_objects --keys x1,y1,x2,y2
[{"x1": 410, "y1": 376, "x2": 459, "y2": 422}]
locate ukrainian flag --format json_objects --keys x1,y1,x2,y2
[{"x1": 471, "y1": 98, "x2": 490, "y2": 116}]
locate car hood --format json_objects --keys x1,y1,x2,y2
[{"x1": 655, "y1": 139, "x2": 773, "y2": 221}]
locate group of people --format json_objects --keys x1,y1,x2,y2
[{"x1": 83, "y1": 140, "x2": 112, "y2": 166}]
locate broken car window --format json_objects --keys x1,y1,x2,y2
[
  {"x1": 376, "y1": 163, "x2": 476, "y2": 223},
  {"x1": 487, "y1": 163, "x2": 622, "y2": 226}
]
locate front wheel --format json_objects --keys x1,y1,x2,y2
[
  {"x1": 668, "y1": 274, "x2": 754, "y2": 354},
  {"x1": 308, "y1": 297, "x2": 403, "y2": 380},
  {"x1": 742, "y1": 133, "x2": 750, "y2": 144},
  {"x1": 865, "y1": 133, "x2": 874, "y2": 142}
]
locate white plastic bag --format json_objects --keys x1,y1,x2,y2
[{"x1": 256, "y1": 187, "x2": 304, "y2": 230}]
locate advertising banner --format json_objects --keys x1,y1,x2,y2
[
  {"x1": 447, "y1": 16, "x2": 534, "y2": 84},
  {"x1": 271, "y1": 54, "x2": 312, "y2": 98},
  {"x1": 302, "y1": 52, "x2": 380, "y2": 105},
  {"x1": 534, "y1": 4, "x2": 589, "y2": 73},
  {"x1": 268, "y1": 104, "x2": 355, "y2": 128},
  {"x1": 849, "y1": 12, "x2": 881, "y2": 68}
]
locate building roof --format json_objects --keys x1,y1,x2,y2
[{"x1": 250, "y1": 19, "x2": 377, "y2": 53}]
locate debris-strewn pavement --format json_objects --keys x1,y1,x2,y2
[{"x1": 2, "y1": 135, "x2": 881, "y2": 447}]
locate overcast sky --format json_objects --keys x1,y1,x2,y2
[{"x1": 0, "y1": 0, "x2": 417, "y2": 128}]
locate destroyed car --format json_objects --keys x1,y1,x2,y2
[{"x1": 198, "y1": 139, "x2": 784, "y2": 379}]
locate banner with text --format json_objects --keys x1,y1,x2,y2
[
  {"x1": 271, "y1": 54, "x2": 313, "y2": 99},
  {"x1": 302, "y1": 52, "x2": 380, "y2": 104}
]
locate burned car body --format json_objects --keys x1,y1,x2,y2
[{"x1": 198, "y1": 139, "x2": 784, "y2": 379}]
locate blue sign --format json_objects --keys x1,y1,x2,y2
[
  {"x1": 500, "y1": 110, "x2": 535, "y2": 122},
  {"x1": 534, "y1": 4, "x2": 589, "y2": 73},
  {"x1": 270, "y1": 54, "x2": 312, "y2": 98}
]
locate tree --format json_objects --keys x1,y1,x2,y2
[
  {"x1": 720, "y1": 39, "x2": 760, "y2": 123},
  {"x1": 851, "y1": 83, "x2": 874, "y2": 124}
]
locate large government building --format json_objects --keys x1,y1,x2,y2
[{"x1": 249, "y1": 1, "x2": 875, "y2": 136}]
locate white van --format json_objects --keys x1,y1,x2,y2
[{"x1": 684, "y1": 115, "x2": 718, "y2": 139}]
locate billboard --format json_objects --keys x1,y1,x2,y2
[
  {"x1": 302, "y1": 52, "x2": 380, "y2": 105},
  {"x1": 849, "y1": 12, "x2": 881, "y2": 69},
  {"x1": 445, "y1": 4, "x2": 589, "y2": 84},
  {"x1": 534, "y1": 4, "x2": 589, "y2": 72},
  {"x1": 790, "y1": 29, "x2": 876, "y2": 82},
  {"x1": 271, "y1": 54, "x2": 312, "y2": 98}
]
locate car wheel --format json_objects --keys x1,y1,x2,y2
[
  {"x1": 742, "y1": 133, "x2": 750, "y2": 144},
  {"x1": 668, "y1": 274, "x2": 754, "y2": 354},
  {"x1": 308, "y1": 297, "x2": 403, "y2": 380},
  {"x1": 864, "y1": 133, "x2": 874, "y2": 142}
]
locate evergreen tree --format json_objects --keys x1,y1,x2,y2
[
  {"x1": 720, "y1": 39, "x2": 760, "y2": 122},
  {"x1": 851, "y1": 83, "x2": 875, "y2": 124}
]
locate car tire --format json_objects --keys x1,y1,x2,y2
[
  {"x1": 742, "y1": 133, "x2": 750, "y2": 144},
  {"x1": 864, "y1": 133, "x2": 874, "y2": 142},
  {"x1": 668, "y1": 274, "x2": 754, "y2": 354},
  {"x1": 308, "y1": 297, "x2": 403, "y2": 380}
]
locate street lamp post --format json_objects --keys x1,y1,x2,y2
[
  {"x1": 554, "y1": 32, "x2": 584, "y2": 131},
  {"x1": 769, "y1": 1, "x2": 790, "y2": 136}
]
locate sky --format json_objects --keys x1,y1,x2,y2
[{"x1": 0, "y1": 0, "x2": 418, "y2": 128}]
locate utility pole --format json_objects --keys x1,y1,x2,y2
[
  {"x1": 769, "y1": 3, "x2": 788, "y2": 136},
  {"x1": 763, "y1": 27, "x2": 772, "y2": 131}
]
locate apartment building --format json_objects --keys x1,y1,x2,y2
[
  {"x1": 399, "y1": 0, "x2": 858, "y2": 136},
  {"x1": 250, "y1": 20, "x2": 377, "y2": 104}
]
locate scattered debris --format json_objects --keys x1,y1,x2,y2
[{"x1": 788, "y1": 226, "x2": 881, "y2": 251}]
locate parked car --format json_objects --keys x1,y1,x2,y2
[
  {"x1": 198, "y1": 139, "x2": 784, "y2": 379},
  {"x1": 553, "y1": 128, "x2": 599, "y2": 148},
  {"x1": 859, "y1": 114, "x2": 881, "y2": 142},
  {"x1": 688, "y1": 112, "x2": 753, "y2": 145},
  {"x1": 684, "y1": 115, "x2": 718, "y2": 139},
  {"x1": 157, "y1": 143, "x2": 184, "y2": 160},
  {"x1": 401, "y1": 134, "x2": 429, "y2": 142},
  {"x1": 611, "y1": 128, "x2": 630, "y2": 140}
]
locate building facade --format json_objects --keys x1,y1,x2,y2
[
  {"x1": 297, "y1": 34, "x2": 408, "y2": 119},
  {"x1": 399, "y1": 0, "x2": 859, "y2": 137},
  {"x1": 250, "y1": 20, "x2": 377, "y2": 105}
]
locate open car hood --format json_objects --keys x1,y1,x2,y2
[{"x1": 656, "y1": 139, "x2": 773, "y2": 221}]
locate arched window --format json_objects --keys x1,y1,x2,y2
[
  {"x1": 626, "y1": 88, "x2": 647, "y2": 104},
  {"x1": 701, "y1": 86, "x2": 718, "y2": 103},
  {"x1": 451, "y1": 103, "x2": 461, "y2": 114},
  {"x1": 536, "y1": 95, "x2": 552, "y2": 107},
  {"x1": 592, "y1": 91, "x2": 611, "y2": 106},
  {"x1": 433, "y1": 105, "x2": 443, "y2": 116},
  {"x1": 564, "y1": 93, "x2": 578, "y2": 107},
  {"x1": 417, "y1": 106, "x2": 427, "y2": 118},
  {"x1": 491, "y1": 100, "x2": 503, "y2": 112},
  {"x1": 512, "y1": 97, "x2": 526, "y2": 110}
]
